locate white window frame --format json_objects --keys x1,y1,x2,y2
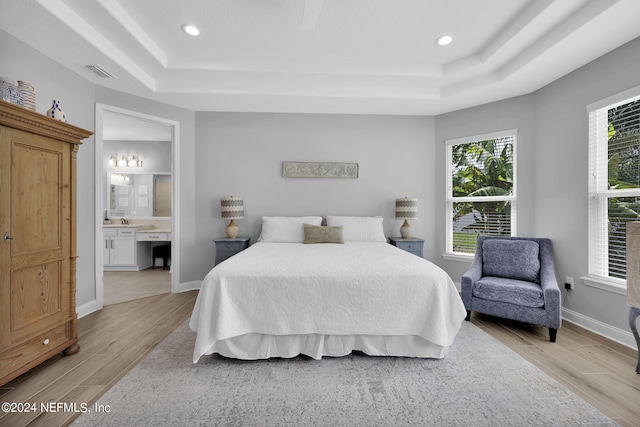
[
  {"x1": 444, "y1": 129, "x2": 517, "y2": 260},
  {"x1": 586, "y1": 85, "x2": 640, "y2": 293}
]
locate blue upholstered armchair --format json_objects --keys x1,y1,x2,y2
[{"x1": 461, "y1": 236, "x2": 561, "y2": 342}]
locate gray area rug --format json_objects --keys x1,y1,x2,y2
[{"x1": 73, "y1": 321, "x2": 615, "y2": 426}]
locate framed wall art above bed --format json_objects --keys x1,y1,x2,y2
[{"x1": 282, "y1": 162, "x2": 359, "y2": 178}]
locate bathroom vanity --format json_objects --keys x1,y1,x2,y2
[{"x1": 103, "y1": 223, "x2": 171, "y2": 271}]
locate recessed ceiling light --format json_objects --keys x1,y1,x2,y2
[
  {"x1": 181, "y1": 24, "x2": 200, "y2": 36},
  {"x1": 436, "y1": 35, "x2": 453, "y2": 46}
]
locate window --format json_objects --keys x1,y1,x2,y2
[
  {"x1": 588, "y1": 89, "x2": 640, "y2": 283},
  {"x1": 445, "y1": 130, "x2": 517, "y2": 256}
]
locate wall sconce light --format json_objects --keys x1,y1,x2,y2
[
  {"x1": 128, "y1": 155, "x2": 143, "y2": 167},
  {"x1": 110, "y1": 173, "x2": 130, "y2": 183},
  {"x1": 110, "y1": 154, "x2": 143, "y2": 168}
]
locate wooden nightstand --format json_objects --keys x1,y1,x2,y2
[
  {"x1": 213, "y1": 237, "x2": 250, "y2": 265},
  {"x1": 388, "y1": 237, "x2": 424, "y2": 257}
]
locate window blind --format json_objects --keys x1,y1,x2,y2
[
  {"x1": 588, "y1": 91, "x2": 640, "y2": 281},
  {"x1": 446, "y1": 130, "x2": 517, "y2": 255}
]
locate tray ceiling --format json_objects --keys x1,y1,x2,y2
[{"x1": 2, "y1": 0, "x2": 640, "y2": 115}]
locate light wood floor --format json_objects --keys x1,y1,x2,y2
[
  {"x1": 103, "y1": 268, "x2": 172, "y2": 306},
  {"x1": 0, "y1": 290, "x2": 197, "y2": 427},
  {"x1": 471, "y1": 313, "x2": 640, "y2": 427},
  {"x1": 1, "y1": 294, "x2": 639, "y2": 426}
]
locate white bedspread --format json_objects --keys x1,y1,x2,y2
[{"x1": 189, "y1": 242, "x2": 466, "y2": 362}]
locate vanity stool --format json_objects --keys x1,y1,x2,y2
[{"x1": 152, "y1": 244, "x2": 171, "y2": 270}]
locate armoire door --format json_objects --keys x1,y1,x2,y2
[{"x1": 0, "y1": 127, "x2": 71, "y2": 347}]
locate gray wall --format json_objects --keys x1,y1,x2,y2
[
  {"x1": 1, "y1": 29, "x2": 97, "y2": 305},
  {"x1": 4, "y1": 25, "x2": 640, "y2": 341},
  {"x1": 194, "y1": 112, "x2": 436, "y2": 280},
  {"x1": 1, "y1": 29, "x2": 199, "y2": 306},
  {"x1": 530, "y1": 36, "x2": 640, "y2": 331},
  {"x1": 435, "y1": 36, "x2": 640, "y2": 334}
]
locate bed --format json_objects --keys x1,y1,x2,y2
[{"x1": 189, "y1": 216, "x2": 466, "y2": 362}]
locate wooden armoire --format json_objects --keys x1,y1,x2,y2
[{"x1": 0, "y1": 100, "x2": 92, "y2": 386}]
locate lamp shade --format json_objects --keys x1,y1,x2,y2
[
  {"x1": 395, "y1": 198, "x2": 418, "y2": 220},
  {"x1": 221, "y1": 197, "x2": 244, "y2": 220}
]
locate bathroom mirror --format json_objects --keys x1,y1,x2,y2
[{"x1": 107, "y1": 172, "x2": 171, "y2": 219}]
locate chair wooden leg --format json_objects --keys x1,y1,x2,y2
[
  {"x1": 465, "y1": 310, "x2": 471, "y2": 321},
  {"x1": 549, "y1": 328, "x2": 557, "y2": 342}
]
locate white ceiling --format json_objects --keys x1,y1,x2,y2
[{"x1": 2, "y1": 0, "x2": 640, "y2": 116}]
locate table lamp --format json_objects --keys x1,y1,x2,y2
[
  {"x1": 221, "y1": 196, "x2": 244, "y2": 238},
  {"x1": 396, "y1": 197, "x2": 418, "y2": 239}
]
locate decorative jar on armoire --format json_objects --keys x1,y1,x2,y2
[{"x1": 0, "y1": 100, "x2": 93, "y2": 385}]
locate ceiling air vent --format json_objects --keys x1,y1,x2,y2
[{"x1": 84, "y1": 64, "x2": 116, "y2": 79}]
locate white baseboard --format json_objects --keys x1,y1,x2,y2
[
  {"x1": 175, "y1": 280, "x2": 202, "y2": 293},
  {"x1": 562, "y1": 307, "x2": 636, "y2": 349},
  {"x1": 77, "y1": 300, "x2": 101, "y2": 319}
]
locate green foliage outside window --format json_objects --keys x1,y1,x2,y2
[
  {"x1": 606, "y1": 100, "x2": 640, "y2": 279},
  {"x1": 451, "y1": 137, "x2": 514, "y2": 253}
]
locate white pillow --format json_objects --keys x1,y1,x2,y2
[
  {"x1": 325, "y1": 216, "x2": 386, "y2": 242},
  {"x1": 258, "y1": 216, "x2": 323, "y2": 243}
]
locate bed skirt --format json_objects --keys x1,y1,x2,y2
[{"x1": 198, "y1": 333, "x2": 449, "y2": 361}]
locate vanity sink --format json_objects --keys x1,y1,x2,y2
[{"x1": 103, "y1": 224, "x2": 154, "y2": 230}]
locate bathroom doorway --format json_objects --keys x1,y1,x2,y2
[{"x1": 94, "y1": 103, "x2": 180, "y2": 308}]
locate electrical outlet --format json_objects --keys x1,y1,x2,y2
[{"x1": 565, "y1": 276, "x2": 574, "y2": 290}]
